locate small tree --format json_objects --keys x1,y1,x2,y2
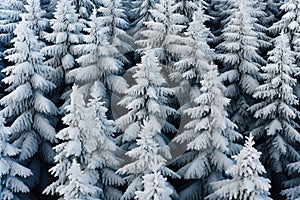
[
  {"x1": 0, "y1": 115, "x2": 32, "y2": 200},
  {"x1": 45, "y1": 84, "x2": 123, "y2": 199},
  {"x1": 250, "y1": 32, "x2": 300, "y2": 173},
  {"x1": 98, "y1": 0, "x2": 134, "y2": 64},
  {"x1": 207, "y1": 134, "x2": 272, "y2": 200}
]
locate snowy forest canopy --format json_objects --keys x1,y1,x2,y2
[{"x1": 0, "y1": 0, "x2": 299, "y2": 199}]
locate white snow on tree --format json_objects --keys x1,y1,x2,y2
[
  {"x1": 44, "y1": 84, "x2": 123, "y2": 199},
  {"x1": 250, "y1": 32, "x2": 300, "y2": 172},
  {"x1": 206, "y1": 134, "x2": 272, "y2": 200},
  {"x1": 281, "y1": 156, "x2": 300, "y2": 200},
  {"x1": 0, "y1": 0, "x2": 57, "y2": 191},
  {"x1": 69, "y1": 9, "x2": 127, "y2": 103},
  {"x1": 133, "y1": 119, "x2": 175, "y2": 200},
  {"x1": 0, "y1": 115, "x2": 32, "y2": 200},
  {"x1": 116, "y1": 49, "x2": 178, "y2": 200},
  {"x1": 0, "y1": 0, "x2": 25, "y2": 46},
  {"x1": 98, "y1": 0, "x2": 134, "y2": 64},
  {"x1": 137, "y1": 0, "x2": 186, "y2": 66},
  {"x1": 173, "y1": 53, "x2": 241, "y2": 199},
  {"x1": 170, "y1": 4, "x2": 213, "y2": 102},
  {"x1": 216, "y1": 0, "x2": 266, "y2": 133},
  {"x1": 130, "y1": 0, "x2": 157, "y2": 40},
  {"x1": 42, "y1": 0, "x2": 83, "y2": 107},
  {"x1": 22, "y1": 0, "x2": 48, "y2": 40},
  {"x1": 174, "y1": 0, "x2": 205, "y2": 23}
]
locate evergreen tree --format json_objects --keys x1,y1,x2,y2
[
  {"x1": 130, "y1": 0, "x2": 157, "y2": 40},
  {"x1": 44, "y1": 84, "x2": 123, "y2": 199},
  {"x1": 281, "y1": 157, "x2": 300, "y2": 200},
  {"x1": 0, "y1": 0, "x2": 25, "y2": 47},
  {"x1": 42, "y1": 0, "x2": 83, "y2": 107},
  {"x1": 21, "y1": 0, "x2": 48, "y2": 40},
  {"x1": 137, "y1": 0, "x2": 186, "y2": 67},
  {"x1": 216, "y1": 0, "x2": 266, "y2": 134},
  {"x1": 116, "y1": 49, "x2": 178, "y2": 200},
  {"x1": 69, "y1": 9, "x2": 127, "y2": 103},
  {"x1": 0, "y1": 0, "x2": 57, "y2": 192},
  {"x1": 250, "y1": 32, "x2": 300, "y2": 173},
  {"x1": 131, "y1": 118, "x2": 175, "y2": 200},
  {"x1": 171, "y1": 5, "x2": 212, "y2": 101},
  {"x1": 98, "y1": 0, "x2": 134, "y2": 64},
  {"x1": 173, "y1": 56, "x2": 241, "y2": 199},
  {"x1": 0, "y1": 115, "x2": 32, "y2": 200},
  {"x1": 207, "y1": 134, "x2": 272, "y2": 200}
]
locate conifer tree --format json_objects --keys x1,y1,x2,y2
[
  {"x1": 217, "y1": 0, "x2": 266, "y2": 134},
  {"x1": 69, "y1": 9, "x2": 127, "y2": 103},
  {"x1": 207, "y1": 134, "x2": 272, "y2": 200},
  {"x1": 42, "y1": 0, "x2": 83, "y2": 107},
  {"x1": 171, "y1": 4, "x2": 212, "y2": 100},
  {"x1": 130, "y1": 0, "x2": 157, "y2": 40},
  {"x1": 44, "y1": 84, "x2": 123, "y2": 199},
  {"x1": 250, "y1": 32, "x2": 300, "y2": 173},
  {"x1": 98, "y1": 0, "x2": 134, "y2": 64},
  {"x1": 173, "y1": 57, "x2": 241, "y2": 199},
  {"x1": 131, "y1": 118, "x2": 175, "y2": 200},
  {"x1": 0, "y1": 115, "x2": 32, "y2": 200},
  {"x1": 281, "y1": 157, "x2": 300, "y2": 200},
  {"x1": 21, "y1": 0, "x2": 48, "y2": 40},
  {"x1": 0, "y1": 0, "x2": 57, "y2": 192},
  {"x1": 0, "y1": 0, "x2": 25, "y2": 47},
  {"x1": 116, "y1": 49, "x2": 178, "y2": 200},
  {"x1": 137, "y1": 0, "x2": 186, "y2": 67}
]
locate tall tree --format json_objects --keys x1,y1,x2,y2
[
  {"x1": 44, "y1": 84, "x2": 123, "y2": 199},
  {"x1": 250, "y1": 32, "x2": 300, "y2": 184},
  {"x1": 116, "y1": 49, "x2": 178, "y2": 200},
  {"x1": 173, "y1": 56, "x2": 241, "y2": 199},
  {"x1": 0, "y1": 0, "x2": 57, "y2": 194},
  {"x1": 0, "y1": 115, "x2": 32, "y2": 200},
  {"x1": 216, "y1": 0, "x2": 266, "y2": 134},
  {"x1": 207, "y1": 134, "x2": 272, "y2": 200},
  {"x1": 42, "y1": 0, "x2": 83, "y2": 110}
]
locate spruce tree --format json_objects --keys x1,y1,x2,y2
[
  {"x1": 130, "y1": 0, "x2": 157, "y2": 40},
  {"x1": 98, "y1": 0, "x2": 133, "y2": 64},
  {"x1": 132, "y1": 118, "x2": 175, "y2": 200},
  {"x1": 137, "y1": 0, "x2": 186, "y2": 67},
  {"x1": 42, "y1": 0, "x2": 83, "y2": 108},
  {"x1": 173, "y1": 57, "x2": 241, "y2": 199},
  {"x1": 0, "y1": 0, "x2": 25, "y2": 47},
  {"x1": 0, "y1": 115, "x2": 32, "y2": 200},
  {"x1": 44, "y1": 84, "x2": 123, "y2": 199},
  {"x1": 69, "y1": 9, "x2": 127, "y2": 103},
  {"x1": 116, "y1": 49, "x2": 178, "y2": 200},
  {"x1": 216, "y1": 0, "x2": 266, "y2": 134},
  {"x1": 0, "y1": 0, "x2": 57, "y2": 194},
  {"x1": 281, "y1": 158, "x2": 300, "y2": 200},
  {"x1": 207, "y1": 134, "x2": 272, "y2": 200},
  {"x1": 250, "y1": 32, "x2": 300, "y2": 173}
]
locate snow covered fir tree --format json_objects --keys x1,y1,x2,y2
[{"x1": 0, "y1": 0, "x2": 299, "y2": 199}]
